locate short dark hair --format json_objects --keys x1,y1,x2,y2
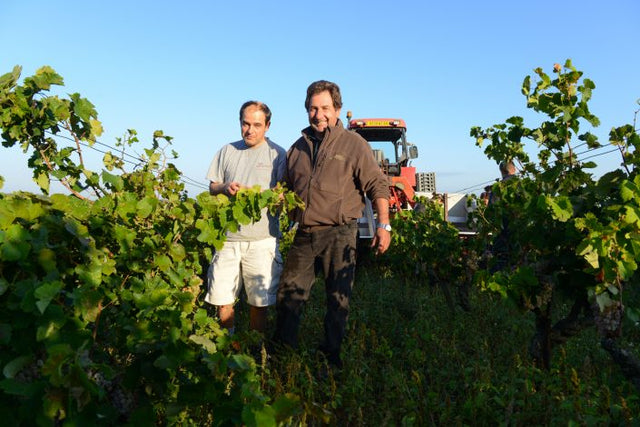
[
  {"x1": 304, "y1": 80, "x2": 343, "y2": 111},
  {"x1": 239, "y1": 101, "x2": 272, "y2": 125}
]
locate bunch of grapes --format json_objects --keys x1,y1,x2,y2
[
  {"x1": 87, "y1": 368, "x2": 136, "y2": 415},
  {"x1": 110, "y1": 386, "x2": 135, "y2": 415},
  {"x1": 87, "y1": 369, "x2": 113, "y2": 391},
  {"x1": 594, "y1": 300, "x2": 623, "y2": 338},
  {"x1": 14, "y1": 359, "x2": 43, "y2": 383}
]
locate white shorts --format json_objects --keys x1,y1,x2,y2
[{"x1": 204, "y1": 237, "x2": 282, "y2": 307}]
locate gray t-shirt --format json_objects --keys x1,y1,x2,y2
[{"x1": 206, "y1": 138, "x2": 287, "y2": 241}]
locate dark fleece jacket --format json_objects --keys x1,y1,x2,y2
[{"x1": 285, "y1": 119, "x2": 389, "y2": 228}]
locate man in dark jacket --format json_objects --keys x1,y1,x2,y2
[{"x1": 274, "y1": 80, "x2": 391, "y2": 369}]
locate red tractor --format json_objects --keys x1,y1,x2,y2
[{"x1": 347, "y1": 113, "x2": 421, "y2": 237}]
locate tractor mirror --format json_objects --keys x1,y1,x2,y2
[{"x1": 408, "y1": 145, "x2": 418, "y2": 159}]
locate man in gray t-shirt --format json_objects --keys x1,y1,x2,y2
[{"x1": 204, "y1": 101, "x2": 286, "y2": 336}]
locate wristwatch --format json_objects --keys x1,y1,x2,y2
[{"x1": 376, "y1": 222, "x2": 392, "y2": 232}]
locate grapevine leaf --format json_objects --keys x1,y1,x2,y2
[
  {"x1": 0, "y1": 65, "x2": 21, "y2": 89},
  {"x1": 242, "y1": 405, "x2": 277, "y2": 427},
  {"x1": 1, "y1": 240, "x2": 30, "y2": 261},
  {"x1": 595, "y1": 292, "x2": 613, "y2": 311},
  {"x1": 482, "y1": 275, "x2": 508, "y2": 298},
  {"x1": 101, "y1": 170, "x2": 124, "y2": 191},
  {"x1": 521, "y1": 75, "x2": 531, "y2": 96},
  {"x1": 618, "y1": 255, "x2": 638, "y2": 280},
  {"x1": 33, "y1": 66, "x2": 64, "y2": 89},
  {"x1": 631, "y1": 234, "x2": 640, "y2": 257},
  {"x1": 100, "y1": 254, "x2": 116, "y2": 276},
  {"x1": 34, "y1": 281, "x2": 64, "y2": 314},
  {"x1": 50, "y1": 194, "x2": 71, "y2": 211},
  {"x1": 189, "y1": 334, "x2": 217, "y2": 354},
  {"x1": 271, "y1": 393, "x2": 303, "y2": 422},
  {"x1": 137, "y1": 196, "x2": 158, "y2": 219},
  {"x1": 90, "y1": 118, "x2": 103, "y2": 137},
  {"x1": 113, "y1": 223, "x2": 136, "y2": 251},
  {"x1": 116, "y1": 193, "x2": 138, "y2": 219},
  {"x1": 70, "y1": 94, "x2": 96, "y2": 122},
  {"x1": 73, "y1": 287, "x2": 102, "y2": 323},
  {"x1": 155, "y1": 254, "x2": 172, "y2": 272},
  {"x1": 232, "y1": 203, "x2": 251, "y2": 225},
  {"x1": 546, "y1": 196, "x2": 573, "y2": 222},
  {"x1": 0, "y1": 207, "x2": 14, "y2": 229},
  {"x1": 63, "y1": 196, "x2": 91, "y2": 220},
  {"x1": 228, "y1": 354, "x2": 253, "y2": 371},
  {"x1": 2, "y1": 356, "x2": 32, "y2": 379},
  {"x1": 64, "y1": 217, "x2": 91, "y2": 247},
  {"x1": 620, "y1": 180, "x2": 636, "y2": 202},
  {"x1": 38, "y1": 248, "x2": 57, "y2": 272},
  {"x1": 226, "y1": 221, "x2": 238, "y2": 234},
  {"x1": 169, "y1": 243, "x2": 186, "y2": 262},
  {"x1": 577, "y1": 241, "x2": 599, "y2": 269},
  {"x1": 626, "y1": 306, "x2": 640, "y2": 323},
  {"x1": 195, "y1": 218, "x2": 226, "y2": 250},
  {"x1": 7, "y1": 197, "x2": 44, "y2": 222},
  {"x1": 35, "y1": 172, "x2": 50, "y2": 194},
  {"x1": 606, "y1": 284, "x2": 619, "y2": 295},
  {"x1": 622, "y1": 206, "x2": 640, "y2": 225},
  {"x1": 75, "y1": 260, "x2": 103, "y2": 286},
  {"x1": 193, "y1": 308, "x2": 209, "y2": 326},
  {"x1": 5, "y1": 223, "x2": 29, "y2": 241}
]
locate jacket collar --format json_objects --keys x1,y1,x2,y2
[{"x1": 301, "y1": 118, "x2": 345, "y2": 144}]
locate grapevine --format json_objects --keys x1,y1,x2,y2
[
  {"x1": 471, "y1": 60, "x2": 640, "y2": 380},
  {"x1": 0, "y1": 65, "x2": 303, "y2": 425}
]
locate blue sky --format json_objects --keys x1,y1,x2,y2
[{"x1": 2, "y1": 0, "x2": 639, "y2": 196}]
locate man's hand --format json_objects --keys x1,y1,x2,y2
[
  {"x1": 209, "y1": 181, "x2": 243, "y2": 196},
  {"x1": 224, "y1": 182, "x2": 242, "y2": 196},
  {"x1": 371, "y1": 227, "x2": 391, "y2": 255},
  {"x1": 372, "y1": 197, "x2": 391, "y2": 254}
]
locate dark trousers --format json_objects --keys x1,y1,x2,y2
[{"x1": 274, "y1": 222, "x2": 358, "y2": 362}]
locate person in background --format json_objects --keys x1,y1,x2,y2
[
  {"x1": 480, "y1": 185, "x2": 492, "y2": 206},
  {"x1": 273, "y1": 80, "x2": 391, "y2": 369},
  {"x1": 499, "y1": 160, "x2": 517, "y2": 181},
  {"x1": 489, "y1": 159, "x2": 518, "y2": 272},
  {"x1": 204, "y1": 101, "x2": 286, "y2": 336}
]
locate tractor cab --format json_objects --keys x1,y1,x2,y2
[
  {"x1": 347, "y1": 114, "x2": 421, "y2": 238},
  {"x1": 348, "y1": 116, "x2": 419, "y2": 211},
  {"x1": 347, "y1": 117, "x2": 418, "y2": 176}
]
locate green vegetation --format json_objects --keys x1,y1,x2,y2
[
  {"x1": 255, "y1": 262, "x2": 639, "y2": 425},
  {"x1": 1, "y1": 63, "x2": 639, "y2": 425}
]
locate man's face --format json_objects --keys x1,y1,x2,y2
[
  {"x1": 241, "y1": 105, "x2": 269, "y2": 147},
  {"x1": 307, "y1": 90, "x2": 341, "y2": 136}
]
